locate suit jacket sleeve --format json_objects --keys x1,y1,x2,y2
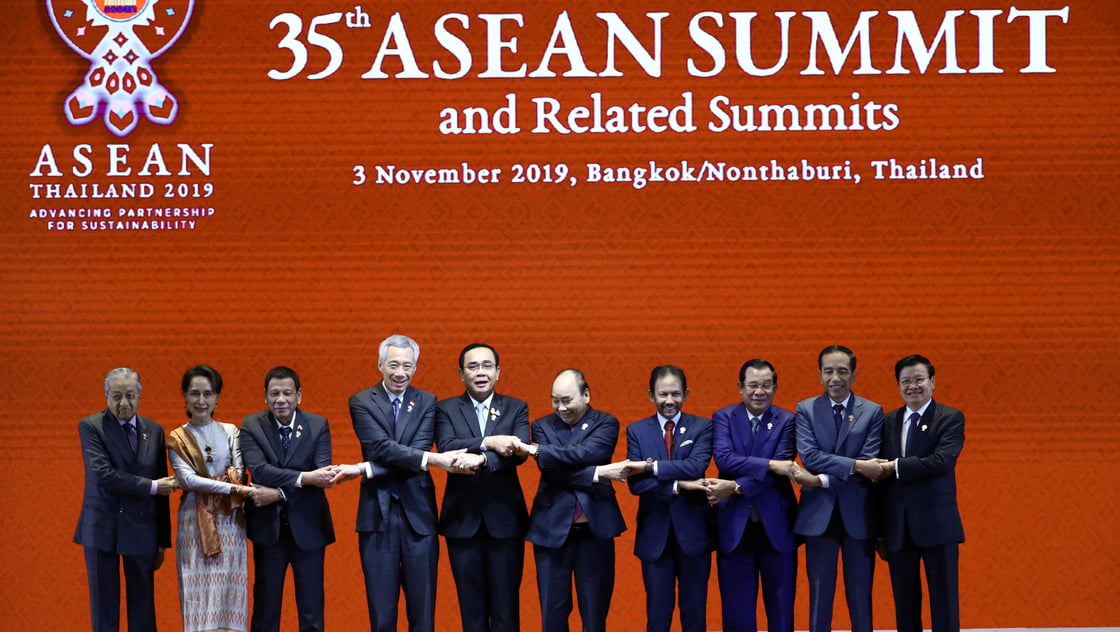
[
  {"x1": 796, "y1": 402, "x2": 854, "y2": 480},
  {"x1": 899, "y1": 407, "x2": 964, "y2": 480},
  {"x1": 712, "y1": 407, "x2": 769, "y2": 485},
  {"x1": 655, "y1": 418, "x2": 713, "y2": 481},
  {"x1": 535, "y1": 413, "x2": 618, "y2": 487},
  {"x1": 78, "y1": 416, "x2": 153, "y2": 498},
  {"x1": 348, "y1": 391, "x2": 428, "y2": 472},
  {"x1": 483, "y1": 397, "x2": 530, "y2": 472}
]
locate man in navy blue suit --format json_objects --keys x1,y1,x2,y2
[
  {"x1": 875, "y1": 355, "x2": 965, "y2": 632},
  {"x1": 75, "y1": 367, "x2": 178, "y2": 632},
  {"x1": 435, "y1": 343, "x2": 531, "y2": 632},
  {"x1": 711, "y1": 359, "x2": 801, "y2": 632},
  {"x1": 240, "y1": 366, "x2": 338, "y2": 632},
  {"x1": 333, "y1": 334, "x2": 463, "y2": 632},
  {"x1": 624, "y1": 365, "x2": 714, "y2": 632},
  {"x1": 794, "y1": 345, "x2": 884, "y2": 632},
  {"x1": 517, "y1": 369, "x2": 627, "y2": 632}
]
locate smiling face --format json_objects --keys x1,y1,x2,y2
[
  {"x1": 379, "y1": 345, "x2": 417, "y2": 396},
  {"x1": 551, "y1": 371, "x2": 590, "y2": 425},
  {"x1": 819, "y1": 350, "x2": 856, "y2": 403},
  {"x1": 738, "y1": 366, "x2": 776, "y2": 417},
  {"x1": 459, "y1": 346, "x2": 500, "y2": 401},
  {"x1": 649, "y1": 373, "x2": 687, "y2": 419},
  {"x1": 185, "y1": 376, "x2": 218, "y2": 421},
  {"x1": 266, "y1": 377, "x2": 301, "y2": 425},
  {"x1": 898, "y1": 363, "x2": 935, "y2": 410}
]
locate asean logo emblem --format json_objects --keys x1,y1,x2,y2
[{"x1": 47, "y1": 0, "x2": 195, "y2": 136}]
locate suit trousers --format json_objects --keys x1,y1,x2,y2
[
  {"x1": 359, "y1": 501, "x2": 438, "y2": 632},
  {"x1": 804, "y1": 508, "x2": 875, "y2": 632},
  {"x1": 445, "y1": 530, "x2": 525, "y2": 632},
  {"x1": 85, "y1": 546, "x2": 158, "y2": 632},
  {"x1": 888, "y1": 523, "x2": 960, "y2": 632},
  {"x1": 716, "y1": 521, "x2": 796, "y2": 632},
  {"x1": 640, "y1": 525, "x2": 711, "y2": 632},
  {"x1": 533, "y1": 525, "x2": 615, "y2": 632},
  {"x1": 250, "y1": 522, "x2": 327, "y2": 632}
]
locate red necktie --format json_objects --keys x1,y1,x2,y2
[{"x1": 664, "y1": 420, "x2": 675, "y2": 457}]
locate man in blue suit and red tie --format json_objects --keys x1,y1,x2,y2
[
  {"x1": 516, "y1": 369, "x2": 628, "y2": 632},
  {"x1": 874, "y1": 355, "x2": 965, "y2": 632},
  {"x1": 794, "y1": 345, "x2": 885, "y2": 632},
  {"x1": 711, "y1": 359, "x2": 801, "y2": 632},
  {"x1": 624, "y1": 365, "x2": 714, "y2": 632}
]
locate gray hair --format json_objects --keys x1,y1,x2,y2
[
  {"x1": 378, "y1": 334, "x2": 420, "y2": 364},
  {"x1": 103, "y1": 367, "x2": 142, "y2": 396}
]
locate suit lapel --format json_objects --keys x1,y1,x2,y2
[
  {"x1": 394, "y1": 387, "x2": 419, "y2": 443},
  {"x1": 260, "y1": 414, "x2": 286, "y2": 465},
  {"x1": 484, "y1": 395, "x2": 505, "y2": 437},
  {"x1": 105, "y1": 411, "x2": 138, "y2": 466},
  {"x1": 457, "y1": 394, "x2": 482, "y2": 439},
  {"x1": 369, "y1": 384, "x2": 396, "y2": 437},
  {"x1": 813, "y1": 395, "x2": 839, "y2": 451}
]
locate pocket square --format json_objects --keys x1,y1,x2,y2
[{"x1": 679, "y1": 439, "x2": 694, "y2": 448}]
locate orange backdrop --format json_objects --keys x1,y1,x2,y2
[{"x1": 2, "y1": 1, "x2": 1118, "y2": 630}]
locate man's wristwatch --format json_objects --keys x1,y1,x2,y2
[
  {"x1": 645, "y1": 457, "x2": 654, "y2": 473},
  {"x1": 528, "y1": 444, "x2": 539, "y2": 458}
]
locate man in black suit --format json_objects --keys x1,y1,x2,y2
[
  {"x1": 240, "y1": 366, "x2": 338, "y2": 632},
  {"x1": 516, "y1": 369, "x2": 628, "y2": 632},
  {"x1": 333, "y1": 334, "x2": 462, "y2": 632},
  {"x1": 874, "y1": 355, "x2": 966, "y2": 632},
  {"x1": 435, "y1": 343, "x2": 531, "y2": 632},
  {"x1": 74, "y1": 367, "x2": 178, "y2": 632}
]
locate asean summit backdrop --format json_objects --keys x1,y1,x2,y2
[{"x1": 1, "y1": 0, "x2": 1117, "y2": 629}]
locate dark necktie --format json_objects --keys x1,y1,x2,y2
[
  {"x1": 750, "y1": 416, "x2": 760, "y2": 436},
  {"x1": 664, "y1": 420, "x2": 675, "y2": 457},
  {"x1": 904, "y1": 412, "x2": 920, "y2": 456},
  {"x1": 571, "y1": 423, "x2": 585, "y2": 521},
  {"x1": 280, "y1": 425, "x2": 292, "y2": 451},
  {"x1": 392, "y1": 397, "x2": 402, "y2": 421},
  {"x1": 124, "y1": 422, "x2": 138, "y2": 454},
  {"x1": 833, "y1": 403, "x2": 845, "y2": 429}
]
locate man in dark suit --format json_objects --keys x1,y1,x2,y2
[
  {"x1": 874, "y1": 355, "x2": 965, "y2": 632},
  {"x1": 516, "y1": 369, "x2": 627, "y2": 632},
  {"x1": 75, "y1": 367, "x2": 178, "y2": 632},
  {"x1": 711, "y1": 359, "x2": 801, "y2": 632},
  {"x1": 435, "y1": 343, "x2": 531, "y2": 632},
  {"x1": 794, "y1": 345, "x2": 884, "y2": 632},
  {"x1": 240, "y1": 366, "x2": 338, "y2": 632},
  {"x1": 625, "y1": 365, "x2": 714, "y2": 632},
  {"x1": 333, "y1": 334, "x2": 461, "y2": 632}
]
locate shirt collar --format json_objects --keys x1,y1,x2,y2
[
  {"x1": 470, "y1": 393, "x2": 495, "y2": 411},
  {"x1": 657, "y1": 411, "x2": 682, "y2": 431},
  {"x1": 906, "y1": 400, "x2": 932, "y2": 419},
  {"x1": 272, "y1": 410, "x2": 298, "y2": 429}
]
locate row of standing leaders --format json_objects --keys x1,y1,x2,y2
[{"x1": 76, "y1": 336, "x2": 964, "y2": 632}]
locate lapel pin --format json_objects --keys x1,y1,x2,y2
[
  {"x1": 767, "y1": 422, "x2": 773, "y2": 431},
  {"x1": 679, "y1": 426, "x2": 686, "y2": 434},
  {"x1": 141, "y1": 431, "x2": 149, "y2": 441},
  {"x1": 921, "y1": 424, "x2": 928, "y2": 432},
  {"x1": 581, "y1": 422, "x2": 588, "y2": 430},
  {"x1": 848, "y1": 415, "x2": 855, "y2": 423},
  {"x1": 407, "y1": 401, "x2": 415, "y2": 413},
  {"x1": 490, "y1": 407, "x2": 500, "y2": 421},
  {"x1": 295, "y1": 424, "x2": 303, "y2": 439}
]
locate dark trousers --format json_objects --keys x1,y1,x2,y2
[
  {"x1": 640, "y1": 526, "x2": 711, "y2": 632},
  {"x1": 359, "y1": 501, "x2": 438, "y2": 632},
  {"x1": 445, "y1": 530, "x2": 525, "y2": 632},
  {"x1": 804, "y1": 508, "x2": 875, "y2": 632},
  {"x1": 84, "y1": 546, "x2": 158, "y2": 632},
  {"x1": 888, "y1": 523, "x2": 960, "y2": 632},
  {"x1": 250, "y1": 522, "x2": 327, "y2": 632},
  {"x1": 717, "y1": 521, "x2": 796, "y2": 632},
  {"x1": 533, "y1": 524, "x2": 615, "y2": 632}
]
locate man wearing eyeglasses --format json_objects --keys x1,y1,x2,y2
[
  {"x1": 333, "y1": 334, "x2": 463, "y2": 632},
  {"x1": 434, "y1": 343, "x2": 531, "y2": 632},
  {"x1": 874, "y1": 355, "x2": 965, "y2": 632}
]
